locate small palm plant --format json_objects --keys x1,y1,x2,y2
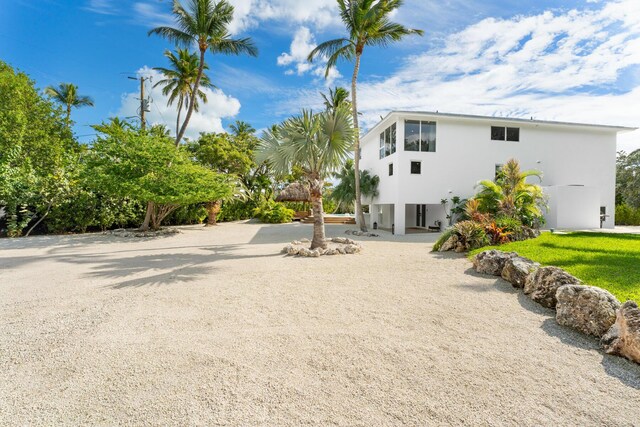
[
  {"x1": 309, "y1": 0, "x2": 423, "y2": 232},
  {"x1": 331, "y1": 159, "x2": 379, "y2": 213},
  {"x1": 44, "y1": 83, "x2": 94, "y2": 125},
  {"x1": 257, "y1": 106, "x2": 355, "y2": 249},
  {"x1": 153, "y1": 49, "x2": 214, "y2": 143},
  {"x1": 149, "y1": 0, "x2": 258, "y2": 145}
]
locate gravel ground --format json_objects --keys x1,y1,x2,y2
[{"x1": 1, "y1": 222, "x2": 639, "y2": 426}]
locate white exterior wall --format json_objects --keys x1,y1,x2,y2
[{"x1": 360, "y1": 112, "x2": 621, "y2": 235}]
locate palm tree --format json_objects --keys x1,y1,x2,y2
[
  {"x1": 257, "y1": 106, "x2": 355, "y2": 249},
  {"x1": 229, "y1": 120, "x2": 255, "y2": 137},
  {"x1": 332, "y1": 159, "x2": 379, "y2": 213},
  {"x1": 475, "y1": 159, "x2": 546, "y2": 226},
  {"x1": 321, "y1": 87, "x2": 351, "y2": 112},
  {"x1": 44, "y1": 83, "x2": 94, "y2": 125},
  {"x1": 308, "y1": 0, "x2": 423, "y2": 232},
  {"x1": 153, "y1": 49, "x2": 214, "y2": 143},
  {"x1": 149, "y1": 0, "x2": 258, "y2": 145}
]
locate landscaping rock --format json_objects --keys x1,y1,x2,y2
[
  {"x1": 501, "y1": 256, "x2": 540, "y2": 288},
  {"x1": 601, "y1": 301, "x2": 640, "y2": 364},
  {"x1": 344, "y1": 244, "x2": 361, "y2": 254},
  {"x1": 345, "y1": 230, "x2": 379, "y2": 237},
  {"x1": 472, "y1": 250, "x2": 518, "y2": 276},
  {"x1": 555, "y1": 285, "x2": 620, "y2": 337},
  {"x1": 282, "y1": 239, "x2": 361, "y2": 257},
  {"x1": 104, "y1": 228, "x2": 180, "y2": 238},
  {"x1": 438, "y1": 235, "x2": 458, "y2": 252},
  {"x1": 523, "y1": 267, "x2": 581, "y2": 309}
]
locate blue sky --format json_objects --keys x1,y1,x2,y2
[{"x1": 2, "y1": 0, "x2": 639, "y2": 151}]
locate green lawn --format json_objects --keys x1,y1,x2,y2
[{"x1": 470, "y1": 232, "x2": 640, "y2": 303}]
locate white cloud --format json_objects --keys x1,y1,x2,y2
[
  {"x1": 131, "y1": 2, "x2": 175, "y2": 27},
  {"x1": 116, "y1": 67, "x2": 241, "y2": 139},
  {"x1": 84, "y1": 0, "x2": 118, "y2": 15},
  {"x1": 281, "y1": 0, "x2": 640, "y2": 152},
  {"x1": 277, "y1": 26, "x2": 341, "y2": 85},
  {"x1": 227, "y1": 0, "x2": 340, "y2": 33}
]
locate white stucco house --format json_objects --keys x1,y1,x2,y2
[{"x1": 359, "y1": 111, "x2": 635, "y2": 235}]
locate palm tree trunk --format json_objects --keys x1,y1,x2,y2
[
  {"x1": 351, "y1": 53, "x2": 367, "y2": 232},
  {"x1": 175, "y1": 49, "x2": 205, "y2": 146},
  {"x1": 66, "y1": 104, "x2": 72, "y2": 126},
  {"x1": 176, "y1": 101, "x2": 182, "y2": 140},
  {"x1": 205, "y1": 200, "x2": 222, "y2": 226},
  {"x1": 309, "y1": 179, "x2": 327, "y2": 250}
]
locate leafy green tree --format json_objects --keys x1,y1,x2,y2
[
  {"x1": 229, "y1": 120, "x2": 256, "y2": 137},
  {"x1": 257, "y1": 106, "x2": 355, "y2": 249},
  {"x1": 309, "y1": 0, "x2": 423, "y2": 232},
  {"x1": 474, "y1": 159, "x2": 546, "y2": 227},
  {"x1": 0, "y1": 61, "x2": 77, "y2": 237},
  {"x1": 617, "y1": 149, "x2": 640, "y2": 208},
  {"x1": 321, "y1": 87, "x2": 351, "y2": 113},
  {"x1": 154, "y1": 48, "x2": 214, "y2": 141},
  {"x1": 44, "y1": 82, "x2": 94, "y2": 125},
  {"x1": 331, "y1": 159, "x2": 379, "y2": 213},
  {"x1": 86, "y1": 128, "x2": 232, "y2": 230},
  {"x1": 149, "y1": 0, "x2": 258, "y2": 145},
  {"x1": 188, "y1": 132, "x2": 255, "y2": 225}
]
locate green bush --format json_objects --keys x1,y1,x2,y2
[
  {"x1": 253, "y1": 200, "x2": 295, "y2": 224},
  {"x1": 165, "y1": 204, "x2": 208, "y2": 225},
  {"x1": 218, "y1": 199, "x2": 259, "y2": 222},
  {"x1": 453, "y1": 220, "x2": 490, "y2": 250},
  {"x1": 616, "y1": 204, "x2": 640, "y2": 225}
]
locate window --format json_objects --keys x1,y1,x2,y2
[
  {"x1": 491, "y1": 126, "x2": 520, "y2": 142},
  {"x1": 506, "y1": 127, "x2": 520, "y2": 142},
  {"x1": 379, "y1": 123, "x2": 396, "y2": 159},
  {"x1": 389, "y1": 163, "x2": 394, "y2": 176},
  {"x1": 410, "y1": 161, "x2": 421, "y2": 174},
  {"x1": 405, "y1": 120, "x2": 436, "y2": 152}
]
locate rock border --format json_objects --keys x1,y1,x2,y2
[
  {"x1": 472, "y1": 250, "x2": 640, "y2": 365},
  {"x1": 103, "y1": 228, "x2": 181, "y2": 238},
  {"x1": 282, "y1": 237, "x2": 362, "y2": 257}
]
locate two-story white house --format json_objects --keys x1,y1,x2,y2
[{"x1": 359, "y1": 111, "x2": 635, "y2": 235}]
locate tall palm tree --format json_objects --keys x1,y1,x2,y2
[
  {"x1": 229, "y1": 120, "x2": 255, "y2": 137},
  {"x1": 149, "y1": 0, "x2": 258, "y2": 145},
  {"x1": 45, "y1": 83, "x2": 94, "y2": 125},
  {"x1": 308, "y1": 0, "x2": 423, "y2": 232},
  {"x1": 321, "y1": 87, "x2": 351, "y2": 112},
  {"x1": 153, "y1": 49, "x2": 213, "y2": 143},
  {"x1": 257, "y1": 106, "x2": 355, "y2": 249}
]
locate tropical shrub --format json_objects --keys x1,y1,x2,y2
[
  {"x1": 252, "y1": 200, "x2": 294, "y2": 224},
  {"x1": 616, "y1": 204, "x2": 640, "y2": 225},
  {"x1": 453, "y1": 220, "x2": 490, "y2": 250},
  {"x1": 433, "y1": 228, "x2": 456, "y2": 252}
]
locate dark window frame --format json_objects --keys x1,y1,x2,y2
[
  {"x1": 492, "y1": 126, "x2": 520, "y2": 142},
  {"x1": 410, "y1": 161, "x2": 421, "y2": 175},
  {"x1": 405, "y1": 120, "x2": 437, "y2": 152},
  {"x1": 388, "y1": 163, "x2": 394, "y2": 176}
]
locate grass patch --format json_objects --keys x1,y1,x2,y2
[{"x1": 470, "y1": 232, "x2": 640, "y2": 303}]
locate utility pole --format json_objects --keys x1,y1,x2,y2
[{"x1": 128, "y1": 76, "x2": 151, "y2": 130}]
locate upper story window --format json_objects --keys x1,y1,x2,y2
[
  {"x1": 491, "y1": 126, "x2": 520, "y2": 142},
  {"x1": 405, "y1": 120, "x2": 436, "y2": 152},
  {"x1": 410, "y1": 161, "x2": 421, "y2": 174},
  {"x1": 379, "y1": 123, "x2": 396, "y2": 159}
]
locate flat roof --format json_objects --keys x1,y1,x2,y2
[{"x1": 363, "y1": 110, "x2": 637, "y2": 139}]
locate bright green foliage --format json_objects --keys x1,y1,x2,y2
[
  {"x1": 188, "y1": 132, "x2": 254, "y2": 175},
  {"x1": 474, "y1": 159, "x2": 546, "y2": 227},
  {"x1": 471, "y1": 232, "x2": 640, "y2": 303},
  {"x1": 617, "y1": 150, "x2": 640, "y2": 208},
  {"x1": 86, "y1": 128, "x2": 232, "y2": 228},
  {"x1": 321, "y1": 87, "x2": 351, "y2": 112},
  {"x1": 616, "y1": 204, "x2": 640, "y2": 225},
  {"x1": 253, "y1": 200, "x2": 295, "y2": 224},
  {"x1": 331, "y1": 159, "x2": 379, "y2": 213},
  {"x1": 433, "y1": 228, "x2": 456, "y2": 251},
  {"x1": 0, "y1": 61, "x2": 78, "y2": 236}
]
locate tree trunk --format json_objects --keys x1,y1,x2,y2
[
  {"x1": 140, "y1": 201, "x2": 154, "y2": 231},
  {"x1": 351, "y1": 52, "x2": 367, "y2": 232},
  {"x1": 175, "y1": 49, "x2": 206, "y2": 146},
  {"x1": 151, "y1": 204, "x2": 179, "y2": 230},
  {"x1": 24, "y1": 202, "x2": 52, "y2": 237},
  {"x1": 205, "y1": 200, "x2": 222, "y2": 226},
  {"x1": 309, "y1": 179, "x2": 327, "y2": 250},
  {"x1": 66, "y1": 104, "x2": 72, "y2": 126},
  {"x1": 176, "y1": 100, "x2": 182, "y2": 139}
]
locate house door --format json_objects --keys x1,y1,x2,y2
[{"x1": 416, "y1": 204, "x2": 427, "y2": 227}]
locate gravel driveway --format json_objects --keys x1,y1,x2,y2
[{"x1": 1, "y1": 222, "x2": 639, "y2": 425}]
